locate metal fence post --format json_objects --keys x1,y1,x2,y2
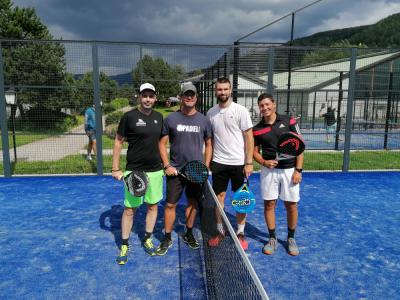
[
  {"x1": 267, "y1": 47, "x2": 275, "y2": 95},
  {"x1": 342, "y1": 48, "x2": 357, "y2": 172},
  {"x1": 92, "y1": 42, "x2": 103, "y2": 175},
  {"x1": 0, "y1": 44, "x2": 12, "y2": 177}
]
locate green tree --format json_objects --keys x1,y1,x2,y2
[
  {"x1": 132, "y1": 55, "x2": 184, "y2": 101},
  {"x1": 300, "y1": 40, "x2": 368, "y2": 66},
  {"x1": 1, "y1": 0, "x2": 69, "y2": 123},
  {"x1": 71, "y1": 71, "x2": 118, "y2": 111}
]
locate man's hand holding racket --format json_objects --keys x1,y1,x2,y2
[
  {"x1": 112, "y1": 170, "x2": 124, "y2": 180},
  {"x1": 164, "y1": 165, "x2": 178, "y2": 176}
]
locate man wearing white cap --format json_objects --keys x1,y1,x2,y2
[{"x1": 111, "y1": 83, "x2": 164, "y2": 264}]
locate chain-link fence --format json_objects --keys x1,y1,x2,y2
[{"x1": 1, "y1": 39, "x2": 399, "y2": 176}]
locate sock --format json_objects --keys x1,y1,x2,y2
[
  {"x1": 186, "y1": 227, "x2": 193, "y2": 234},
  {"x1": 237, "y1": 224, "x2": 245, "y2": 235},
  {"x1": 144, "y1": 232, "x2": 152, "y2": 240},
  {"x1": 217, "y1": 223, "x2": 225, "y2": 235},
  {"x1": 288, "y1": 228, "x2": 296, "y2": 239},
  {"x1": 268, "y1": 228, "x2": 276, "y2": 240},
  {"x1": 121, "y1": 238, "x2": 129, "y2": 246},
  {"x1": 165, "y1": 232, "x2": 172, "y2": 241}
]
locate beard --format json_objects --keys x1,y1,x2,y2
[{"x1": 217, "y1": 94, "x2": 230, "y2": 103}]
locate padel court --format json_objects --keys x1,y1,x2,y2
[{"x1": 0, "y1": 172, "x2": 399, "y2": 299}]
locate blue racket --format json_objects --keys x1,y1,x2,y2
[
  {"x1": 231, "y1": 178, "x2": 256, "y2": 213},
  {"x1": 178, "y1": 160, "x2": 209, "y2": 184}
]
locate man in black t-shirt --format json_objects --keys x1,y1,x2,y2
[
  {"x1": 253, "y1": 93, "x2": 304, "y2": 256},
  {"x1": 156, "y1": 82, "x2": 212, "y2": 256},
  {"x1": 111, "y1": 83, "x2": 164, "y2": 264},
  {"x1": 319, "y1": 105, "x2": 337, "y2": 143}
]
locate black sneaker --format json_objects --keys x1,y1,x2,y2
[
  {"x1": 155, "y1": 238, "x2": 173, "y2": 256},
  {"x1": 183, "y1": 232, "x2": 200, "y2": 250}
]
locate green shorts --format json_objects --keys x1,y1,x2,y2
[{"x1": 123, "y1": 169, "x2": 164, "y2": 208}]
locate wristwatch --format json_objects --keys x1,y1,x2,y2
[{"x1": 295, "y1": 168, "x2": 303, "y2": 173}]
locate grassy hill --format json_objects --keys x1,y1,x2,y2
[{"x1": 292, "y1": 13, "x2": 400, "y2": 48}]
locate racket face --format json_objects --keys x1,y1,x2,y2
[
  {"x1": 231, "y1": 184, "x2": 256, "y2": 213},
  {"x1": 277, "y1": 132, "x2": 305, "y2": 157},
  {"x1": 183, "y1": 160, "x2": 209, "y2": 184},
  {"x1": 124, "y1": 171, "x2": 149, "y2": 197}
]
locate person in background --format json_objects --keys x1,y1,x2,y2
[
  {"x1": 319, "y1": 105, "x2": 337, "y2": 143},
  {"x1": 84, "y1": 104, "x2": 96, "y2": 160}
]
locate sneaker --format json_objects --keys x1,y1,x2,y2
[
  {"x1": 183, "y1": 232, "x2": 200, "y2": 250},
  {"x1": 287, "y1": 237, "x2": 299, "y2": 256},
  {"x1": 155, "y1": 238, "x2": 173, "y2": 256},
  {"x1": 86, "y1": 155, "x2": 92, "y2": 161},
  {"x1": 208, "y1": 234, "x2": 225, "y2": 247},
  {"x1": 142, "y1": 237, "x2": 156, "y2": 256},
  {"x1": 262, "y1": 238, "x2": 277, "y2": 255},
  {"x1": 116, "y1": 244, "x2": 129, "y2": 265},
  {"x1": 237, "y1": 233, "x2": 248, "y2": 251}
]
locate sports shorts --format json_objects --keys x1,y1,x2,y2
[
  {"x1": 260, "y1": 167, "x2": 300, "y2": 202},
  {"x1": 85, "y1": 129, "x2": 96, "y2": 141},
  {"x1": 211, "y1": 161, "x2": 245, "y2": 195},
  {"x1": 166, "y1": 175, "x2": 203, "y2": 204},
  {"x1": 124, "y1": 169, "x2": 164, "y2": 208}
]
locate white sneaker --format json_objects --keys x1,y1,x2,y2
[{"x1": 86, "y1": 155, "x2": 92, "y2": 161}]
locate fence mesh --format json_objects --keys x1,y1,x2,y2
[{"x1": 1, "y1": 40, "x2": 399, "y2": 175}]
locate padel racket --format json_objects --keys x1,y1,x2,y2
[
  {"x1": 178, "y1": 160, "x2": 209, "y2": 184},
  {"x1": 231, "y1": 178, "x2": 256, "y2": 213},
  {"x1": 123, "y1": 170, "x2": 149, "y2": 197},
  {"x1": 276, "y1": 132, "x2": 305, "y2": 161}
]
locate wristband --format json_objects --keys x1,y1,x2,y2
[
  {"x1": 111, "y1": 169, "x2": 120, "y2": 172},
  {"x1": 295, "y1": 168, "x2": 303, "y2": 173},
  {"x1": 163, "y1": 164, "x2": 171, "y2": 170},
  {"x1": 245, "y1": 162, "x2": 253, "y2": 165}
]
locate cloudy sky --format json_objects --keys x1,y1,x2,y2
[{"x1": 12, "y1": 0, "x2": 400, "y2": 44}]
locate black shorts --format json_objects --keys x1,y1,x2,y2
[
  {"x1": 166, "y1": 176, "x2": 203, "y2": 204},
  {"x1": 211, "y1": 161, "x2": 245, "y2": 195}
]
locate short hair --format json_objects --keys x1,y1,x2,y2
[
  {"x1": 215, "y1": 76, "x2": 231, "y2": 86},
  {"x1": 257, "y1": 93, "x2": 275, "y2": 103}
]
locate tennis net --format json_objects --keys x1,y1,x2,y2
[{"x1": 199, "y1": 181, "x2": 269, "y2": 300}]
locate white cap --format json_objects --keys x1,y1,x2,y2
[{"x1": 139, "y1": 83, "x2": 156, "y2": 93}]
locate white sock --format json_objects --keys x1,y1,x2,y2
[
  {"x1": 217, "y1": 223, "x2": 224, "y2": 235},
  {"x1": 237, "y1": 224, "x2": 245, "y2": 235}
]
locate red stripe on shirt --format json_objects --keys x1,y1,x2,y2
[
  {"x1": 289, "y1": 118, "x2": 297, "y2": 126},
  {"x1": 253, "y1": 127, "x2": 272, "y2": 136}
]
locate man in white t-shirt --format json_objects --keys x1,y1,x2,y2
[{"x1": 206, "y1": 77, "x2": 254, "y2": 250}]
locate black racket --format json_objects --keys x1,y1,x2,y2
[
  {"x1": 123, "y1": 170, "x2": 149, "y2": 197},
  {"x1": 276, "y1": 132, "x2": 305, "y2": 161},
  {"x1": 178, "y1": 160, "x2": 209, "y2": 184}
]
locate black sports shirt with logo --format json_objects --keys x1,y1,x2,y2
[
  {"x1": 117, "y1": 108, "x2": 163, "y2": 172},
  {"x1": 253, "y1": 114, "x2": 301, "y2": 169}
]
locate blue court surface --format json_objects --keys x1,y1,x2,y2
[{"x1": 0, "y1": 172, "x2": 399, "y2": 299}]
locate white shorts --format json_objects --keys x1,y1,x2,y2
[{"x1": 260, "y1": 167, "x2": 300, "y2": 202}]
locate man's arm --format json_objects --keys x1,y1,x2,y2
[
  {"x1": 159, "y1": 135, "x2": 177, "y2": 176},
  {"x1": 111, "y1": 134, "x2": 124, "y2": 180},
  {"x1": 243, "y1": 128, "x2": 254, "y2": 178},
  {"x1": 204, "y1": 137, "x2": 212, "y2": 169},
  {"x1": 292, "y1": 152, "x2": 304, "y2": 184}
]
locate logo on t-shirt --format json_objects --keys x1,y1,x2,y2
[
  {"x1": 177, "y1": 124, "x2": 200, "y2": 132},
  {"x1": 279, "y1": 124, "x2": 286, "y2": 128},
  {"x1": 136, "y1": 119, "x2": 146, "y2": 126}
]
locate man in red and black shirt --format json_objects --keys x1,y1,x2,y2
[{"x1": 253, "y1": 93, "x2": 304, "y2": 256}]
